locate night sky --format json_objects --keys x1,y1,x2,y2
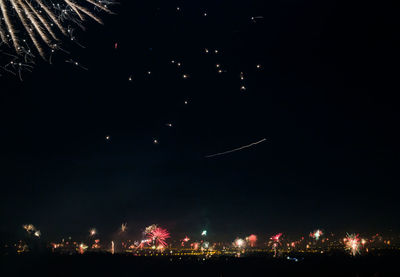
[{"x1": 1, "y1": 0, "x2": 399, "y2": 241}]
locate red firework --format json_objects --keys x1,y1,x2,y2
[
  {"x1": 147, "y1": 227, "x2": 170, "y2": 247},
  {"x1": 247, "y1": 234, "x2": 257, "y2": 247}
]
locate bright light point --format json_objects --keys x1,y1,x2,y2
[
  {"x1": 89, "y1": 228, "x2": 97, "y2": 236},
  {"x1": 201, "y1": 230, "x2": 207, "y2": 236},
  {"x1": 121, "y1": 223, "x2": 127, "y2": 232}
]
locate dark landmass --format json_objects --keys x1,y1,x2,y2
[{"x1": 1, "y1": 251, "x2": 400, "y2": 277}]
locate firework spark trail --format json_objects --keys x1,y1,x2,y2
[
  {"x1": 65, "y1": 0, "x2": 84, "y2": 21},
  {"x1": 24, "y1": 0, "x2": 58, "y2": 41},
  {"x1": 10, "y1": 0, "x2": 46, "y2": 58},
  {"x1": 36, "y1": 0, "x2": 67, "y2": 36},
  {"x1": 65, "y1": 0, "x2": 103, "y2": 25},
  {"x1": 0, "y1": 0, "x2": 113, "y2": 61},
  {"x1": 0, "y1": 21, "x2": 7, "y2": 44},
  {"x1": 0, "y1": 0, "x2": 20, "y2": 52},
  {"x1": 205, "y1": 138, "x2": 267, "y2": 158},
  {"x1": 18, "y1": 0, "x2": 52, "y2": 45},
  {"x1": 86, "y1": 0, "x2": 113, "y2": 13}
]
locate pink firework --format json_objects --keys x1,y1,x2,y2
[
  {"x1": 147, "y1": 227, "x2": 170, "y2": 247},
  {"x1": 270, "y1": 233, "x2": 283, "y2": 243},
  {"x1": 270, "y1": 233, "x2": 283, "y2": 257},
  {"x1": 246, "y1": 234, "x2": 257, "y2": 247},
  {"x1": 181, "y1": 236, "x2": 190, "y2": 246}
]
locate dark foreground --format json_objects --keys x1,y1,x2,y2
[{"x1": 1, "y1": 252, "x2": 400, "y2": 277}]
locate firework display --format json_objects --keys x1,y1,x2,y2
[
  {"x1": 9, "y1": 223, "x2": 398, "y2": 259},
  {"x1": 0, "y1": 0, "x2": 114, "y2": 78},
  {"x1": 0, "y1": 0, "x2": 113, "y2": 56}
]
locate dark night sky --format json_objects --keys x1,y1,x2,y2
[{"x1": 1, "y1": 0, "x2": 399, "y2": 241}]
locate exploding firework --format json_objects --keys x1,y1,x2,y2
[
  {"x1": 22, "y1": 224, "x2": 41, "y2": 237},
  {"x1": 0, "y1": 0, "x2": 114, "y2": 78},
  {"x1": 246, "y1": 234, "x2": 257, "y2": 247},
  {"x1": 145, "y1": 225, "x2": 170, "y2": 248},
  {"x1": 89, "y1": 228, "x2": 97, "y2": 236},
  {"x1": 110, "y1": 241, "x2": 114, "y2": 254},
  {"x1": 78, "y1": 243, "x2": 88, "y2": 254},
  {"x1": 234, "y1": 238, "x2": 246, "y2": 248},
  {"x1": 201, "y1": 241, "x2": 210, "y2": 250},
  {"x1": 191, "y1": 242, "x2": 199, "y2": 251},
  {"x1": 181, "y1": 236, "x2": 190, "y2": 246},
  {"x1": 22, "y1": 224, "x2": 36, "y2": 232},
  {"x1": 310, "y1": 229, "x2": 323, "y2": 241},
  {"x1": 121, "y1": 223, "x2": 127, "y2": 233},
  {"x1": 345, "y1": 233, "x2": 362, "y2": 256},
  {"x1": 270, "y1": 233, "x2": 282, "y2": 243},
  {"x1": 270, "y1": 233, "x2": 283, "y2": 257},
  {"x1": 144, "y1": 224, "x2": 158, "y2": 234},
  {"x1": 0, "y1": 0, "x2": 113, "y2": 58},
  {"x1": 361, "y1": 238, "x2": 367, "y2": 246}
]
